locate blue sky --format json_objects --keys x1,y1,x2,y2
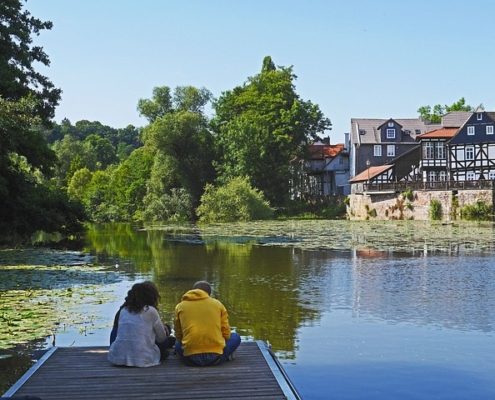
[{"x1": 30, "y1": 0, "x2": 495, "y2": 143}]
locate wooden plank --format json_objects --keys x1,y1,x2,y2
[
  {"x1": 5, "y1": 342, "x2": 295, "y2": 400},
  {"x1": 2, "y1": 346, "x2": 57, "y2": 397}
]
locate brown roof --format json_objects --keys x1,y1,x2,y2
[
  {"x1": 309, "y1": 143, "x2": 345, "y2": 159},
  {"x1": 349, "y1": 165, "x2": 393, "y2": 183},
  {"x1": 416, "y1": 127, "x2": 458, "y2": 139}
]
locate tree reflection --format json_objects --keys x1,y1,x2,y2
[{"x1": 85, "y1": 223, "x2": 325, "y2": 358}]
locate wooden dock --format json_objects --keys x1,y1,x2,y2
[{"x1": 2, "y1": 341, "x2": 301, "y2": 399}]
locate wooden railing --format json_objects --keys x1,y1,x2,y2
[{"x1": 364, "y1": 180, "x2": 495, "y2": 192}]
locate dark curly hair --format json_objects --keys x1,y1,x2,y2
[{"x1": 124, "y1": 281, "x2": 160, "y2": 313}]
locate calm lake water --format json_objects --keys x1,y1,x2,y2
[{"x1": 1, "y1": 221, "x2": 495, "y2": 399}]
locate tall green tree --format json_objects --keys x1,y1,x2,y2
[
  {"x1": 0, "y1": 2, "x2": 84, "y2": 242},
  {"x1": 418, "y1": 97, "x2": 474, "y2": 123},
  {"x1": 139, "y1": 86, "x2": 216, "y2": 221},
  {"x1": 0, "y1": 0, "x2": 61, "y2": 121},
  {"x1": 0, "y1": 97, "x2": 83, "y2": 240},
  {"x1": 212, "y1": 56, "x2": 331, "y2": 206}
]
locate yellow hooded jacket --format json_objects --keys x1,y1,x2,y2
[{"x1": 174, "y1": 289, "x2": 231, "y2": 356}]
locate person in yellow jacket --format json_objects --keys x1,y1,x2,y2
[{"x1": 174, "y1": 281, "x2": 241, "y2": 366}]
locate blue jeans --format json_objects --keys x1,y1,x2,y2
[{"x1": 175, "y1": 332, "x2": 241, "y2": 366}]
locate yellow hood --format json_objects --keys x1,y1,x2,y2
[{"x1": 181, "y1": 288, "x2": 210, "y2": 301}]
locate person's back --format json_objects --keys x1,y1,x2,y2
[
  {"x1": 108, "y1": 281, "x2": 172, "y2": 367},
  {"x1": 108, "y1": 305, "x2": 166, "y2": 367},
  {"x1": 174, "y1": 281, "x2": 240, "y2": 366}
]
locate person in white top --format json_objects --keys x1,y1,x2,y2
[{"x1": 108, "y1": 281, "x2": 174, "y2": 367}]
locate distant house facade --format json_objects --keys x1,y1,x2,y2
[
  {"x1": 350, "y1": 117, "x2": 441, "y2": 178},
  {"x1": 349, "y1": 112, "x2": 477, "y2": 192},
  {"x1": 292, "y1": 136, "x2": 350, "y2": 197},
  {"x1": 448, "y1": 111, "x2": 495, "y2": 182}
]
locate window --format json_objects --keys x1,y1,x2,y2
[
  {"x1": 477, "y1": 113, "x2": 483, "y2": 121},
  {"x1": 435, "y1": 142, "x2": 446, "y2": 159},
  {"x1": 404, "y1": 129, "x2": 411, "y2": 135},
  {"x1": 489, "y1": 171, "x2": 495, "y2": 180},
  {"x1": 487, "y1": 125, "x2": 494, "y2": 135},
  {"x1": 374, "y1": 145, "x2": 382, "y2": 156},
  {"x1": 467, "y1": 126, "x2": 475, "y2": 135},
  {"x1": 415, "y1": 129, "x2": 421, "y2": 135},
  {"x1": 438, "y1": 171, "x2": 447, "y2": 181},
  {"x1": 359, "y1": 129, "x2": 366, "y2": 135},
  {"x1": 423, "y1": 142, "x2": 434, "y2": 159},
  {"x1": 465, "y1": 146, "x2": 475, "y2": 160},
  {"x1": 386, "y1": 128, "x2": 395, "y2": 139},
  {"x1": 388, "y1": 122, "x2": 394, "y2": 127},
  {"x1": 467, "y1": 171, "x2": 476, "y2": 181},
  {"x1": 387, "y1": 145, "x2": 395, "y2": 157},
  {"x1": 428, "y1": 171, "x2": 437, "y2": 182}
]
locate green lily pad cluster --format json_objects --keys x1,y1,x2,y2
[{"x1": 0, "y1": 263, "x2": 121, "y2": 350}]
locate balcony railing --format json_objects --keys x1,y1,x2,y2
[{"x1": 363, "y1": 180, "x2": 495, "y2": 192}]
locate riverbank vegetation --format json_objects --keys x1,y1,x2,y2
[{"x1": 1, "y1": 0, "x2": 334, "y2": 244}]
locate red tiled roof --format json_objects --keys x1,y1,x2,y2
[
  {"x1": 416, "y1": 127, "x2": 458, "y2": 139},
  {"x1": 309, "y1": 143, "x2": 345, "y2": 159},
  {"x1": 349, "y1": 165, "x2": 393, "y2": 183}
]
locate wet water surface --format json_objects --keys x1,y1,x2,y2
[{"x1": 1, "y1": 221, "x2": 494, "y2": 398}]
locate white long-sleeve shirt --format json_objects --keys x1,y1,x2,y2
[{"x1": 108, "y1": 306, "x2": 167, "y2": 367}]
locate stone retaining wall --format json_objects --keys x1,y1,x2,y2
[{"x1": 348, "y1": 189, "x2": 494, "y2": 221}]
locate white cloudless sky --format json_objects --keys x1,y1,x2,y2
[{"x1": 29, "y1": 0, "x2": 495, "y2": 143}]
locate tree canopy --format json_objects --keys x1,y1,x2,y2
[
  {"x1": 139, "y1": 85, "x2": 216, "y2": 221},
  {"x1": 212, "y1": 56, "x2": 331, "y2": 206},
  {"x1": 417, "y1": 97, "x2": 474, "y2": 123},
  {"x1": 0, "y1": 0, "x2": 61, "y2": 122}
]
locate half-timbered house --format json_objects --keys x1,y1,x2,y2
[
  {"x1": 449, "y1": 111, "x2": 495, "y2": 181},
  {"x1": 416, "y1": 128, "x2": 457, "y2": 182},
  {"x1": 350, "y1": 117, "x2": 441, "y2": 178}
]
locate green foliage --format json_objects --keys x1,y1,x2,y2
[
  {"x1": 460, "y1": 201, "x2": 493, "y2": 221},
  {"x1": 402, "y1": 188, "x2": 414, "y2": 202},
  {"x1": 109, "y1": 147, "x2": 154, "y2": 221},
  {"x1": 418, "y1": 97, "x2": 473, "y2": 123},
  {"x1": 67, "y1": 168, "x2": 92, "y2": 201},
  {"x1": 451, "y1": 193, "x2": 459, "y2": 220},
  {"x1": 282, "y1": 197, "x2": 347, "y2": 219},
  {"x1": 197, "y1": 177, "x2": 273, "y2": 223},
  {"x1": 0, "y1": 97, "x2": 84, "y2": 242},
  {"x1": 0, "y1": 0, "x2": 61, "y2": 122},
  {"x1": 429, "y1": 199, "x2": 442, "y2": 221},
  {"x1": 49, "y1": 120, "x2": 140, "y2": 186},
  {"x1": 140, "y1": 86, "x2": 216, "y2": 220},
  {"x1": 212, "y1": 57, "x2": 331, "y2": 207},
  {"x1": 143, "y1": 188, "x2": 193, "y2": 222}
]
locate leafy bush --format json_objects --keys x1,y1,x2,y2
[
  {"x1": 401, "y1": 188, "x2": 414, "y2": 202},
  {"x1": 196, "y1": 177, "x2": 273, "y2": 223},
  {"x1": 143, "y1": 188, "x2": 193, "y2": 222},
  {"x1": 429, "y1": 199, "x2": 442, "y2": 221},
  {"x1": 460, "y1": 201, "x2": 493, "y2": 221}
]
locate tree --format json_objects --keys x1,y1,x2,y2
[
  {"x1": 140, "y1": 85, "x2": 216, "y2": 220},
  {"x1": 212, "y1": 56, "x2": 331, "y2": 206},
  {"x1": 0, "y1": 97, "x2": 84, "y2": 241},
  {"x1": 418, "y1": 97, "x2": 474, "y2": 123},
  {"x1": 0, "y1": 0, "x2": 61, "y2": 122}
]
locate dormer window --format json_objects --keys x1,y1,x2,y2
[
  {"x1": 386, "y1": 128, "x2": 396, "y2": 139},
  {"x1": 359, "y1": 129, "x2": 366, "y2": 135},
  {"x1": 387, "y1": 122, "x2": 394, "y2": 127},
  {"x1": 477, "y1": 113, "x2": 483, "y2": 121},
  {"x1": 467, "y1": 126, "x2": 475, "y2": 135},
  {"x1": 415, "y1": 129, "x2": 421, "y2": 135},
  {"x1": 404, "y1": 129, "x2": 411, "y2": 135}
]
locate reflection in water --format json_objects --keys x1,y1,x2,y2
[
  {"x1": 2, "y1": 221, "x2": 495, "y2": 398},
  {"x1": 83, "y1": 223, "x2": 495, "y2": 355}
]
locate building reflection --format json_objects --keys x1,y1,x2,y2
[{"x1": 84, "y1": 223, "x2": 495, "y2": 359}]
